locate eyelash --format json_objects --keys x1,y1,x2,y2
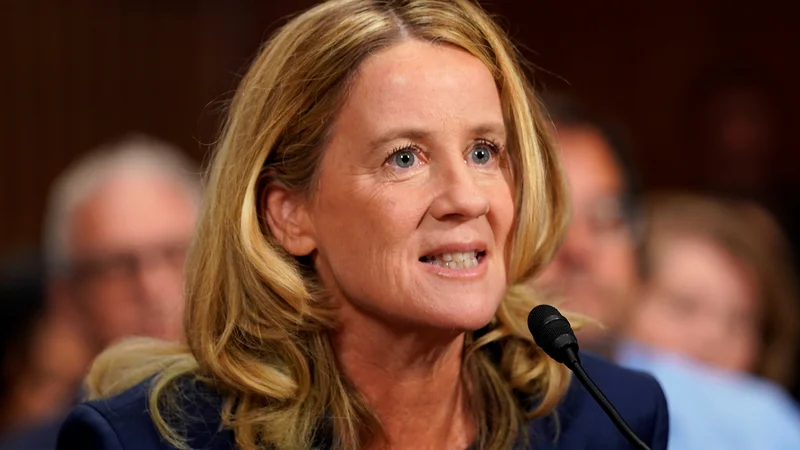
[
  {"x1": 475, "y1": 138, "x2": 505, "y2": 158},
  {"x1": 386, "y1": 142, "x2": 422, "y2": 161},
  {"x1": 384, "y1": 139, "x2": 506, "y2": 164}
]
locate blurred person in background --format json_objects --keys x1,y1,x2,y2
[
  {"x1": 682, "y1": 68, "x2": 800, "y2": 304},
  {"x1": 44, "y1": 134, "x2": 201, "y2": 355},
  {"x1": 536, "y1": 92, "x2": 800, "y2": 449},
  {"x1": 0, "y1": 134, "x2": 201, "y2": 450},
  {"x1": 0, "y1": 250, "x2": 75, "y2": 449},
  {"x1": 628, "y1": 193, "x2": 800, "y2": 391},
  {"x1": 535, "y1": 92, "x2": 643, "y2": 353}
]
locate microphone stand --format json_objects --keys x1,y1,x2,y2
[{"x1": 562, "y1": 347, "x2": 651, "y2": 450}]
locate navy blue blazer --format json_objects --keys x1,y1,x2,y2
[{"x1": 56, "y1": 354, "x2": 668, "y2": 449}]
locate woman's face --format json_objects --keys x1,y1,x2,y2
[
  {"x1": 628, "y1": 234, "x2": 760, "y2": 373},
  {"x1": 301, "y1": 40, "x2": 515, "y2": 332}
]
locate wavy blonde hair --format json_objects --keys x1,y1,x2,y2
[{"x1": 86, "y1": 1, "x2": 575, "y2": 449}]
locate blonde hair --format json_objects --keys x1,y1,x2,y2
[
  {"x1": 645, "y1": 192, "x2": 800, "y2": 388},
  {"x1": 86, "y1": 1, "x2": 574, "y2": 449}
]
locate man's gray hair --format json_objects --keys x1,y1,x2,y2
[{"x1": 43, "y1": 133, "x2": 202, "y2": 272}]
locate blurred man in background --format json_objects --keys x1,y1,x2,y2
[
  {"x1": 0, "y1": 134, "x2": 200, "y2": 449},
  {"x1": 44, "y1": 134, "x2": 200, "y2": 353},
  {"x1": 536, "y1": 93, "x2": 800, "y2": 450},
  {"x1": 682, "y1": 69, "x2": 800, "y2": 320},
  {"x1": 535, "y1": 94, "x2": 643, "y2": 353}
]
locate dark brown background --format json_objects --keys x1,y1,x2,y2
[{"x1": 3, "y1": 0, "x2": 799, "y2": 254}]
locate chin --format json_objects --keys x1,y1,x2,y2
[{"x1": 423, "y1": 295, "x2": 502, "y2": 332}]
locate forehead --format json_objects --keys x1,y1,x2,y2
[
  {"x1": 68, "y1": 173, "x2": 197, "y2": 253},
  {"x1": 339, "y1": 40, "x2": 503, "y2": 132},
  {"x1": 654, "y1": 234, "x2": 757, "y2": 304}
]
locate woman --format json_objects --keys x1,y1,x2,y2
[
  {"x1": 57, "y1": 1, "x2": 668, "y2": 449},
  {"x1": 628, "y1": 193, "x2": 800, "y2": 389}
]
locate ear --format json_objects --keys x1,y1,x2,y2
[{"x1": 263, "y1": 184, "x2": 317, "y2": 256}]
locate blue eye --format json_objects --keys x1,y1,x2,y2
[
  {"x1": 393, "y1": 150, "x2": 416, "y2": 168},
  {"x1": 470, "y1": 147, "x2": 492, "y2": 165}
]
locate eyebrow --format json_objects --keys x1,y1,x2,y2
[
  {"x1": 368, "y1": 122, "x2": 507, "y2": 150},
  {"x1": 470, "y1": 122, "x2": 507, "y2": 138},
  {"x1": 368, "y1": 128, "x2": 432, "y2": 150}
]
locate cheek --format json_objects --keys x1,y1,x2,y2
[
  {"x1": 488, "y1": 180, "x2": 515, "y2": 251},
  {"x1": 310, "y1": 181, "x2": 430, "y2": 290},
  {"x1": 536, "y1": 265, "x2": 561, "y2": 287},
  {"x1": 316, "y1": 185, "x2": 421, "y2": 245},
  {"x1": 735, "y1": 338, "x2": 759, "y2": 372},
  {"x1": 84, "y1": 281, "x2": 131, "y2": 307},
  {"x1": 726, "y1": 323, "x2": 760, "y2": 371},
  {"x1": 603, "y1": 242, "x2": 639, "y2": 281},
  {"x1": 638, "y1": 301, "x2": 684, "y2": 342}
]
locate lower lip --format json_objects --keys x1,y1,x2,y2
[{"x1": 418, "y1": 256, "x2": 489, "y2": 279}]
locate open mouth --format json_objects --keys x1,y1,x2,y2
[{"x1": 419, "y1": 250, "x2": 487, "y2": 269}]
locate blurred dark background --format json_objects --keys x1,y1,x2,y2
[{"x1": 2, "y1": 0, "x2": 799, "y2": 254}]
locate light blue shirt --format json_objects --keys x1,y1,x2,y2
[{"x1": 617, "y1": 341, "x2": 800, "y2": 450}]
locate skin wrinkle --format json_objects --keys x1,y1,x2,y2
[{"x1": 272, "y1": 40, "x2": 515, "y2": 448}]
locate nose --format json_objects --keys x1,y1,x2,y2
[{"x1": 428, "y1": 159, "x2": 491, "y2": 222}]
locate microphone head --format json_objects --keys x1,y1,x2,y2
[{"x1": 527, "y1": 304, "x2": 579, "y2": 365}]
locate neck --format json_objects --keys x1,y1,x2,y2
[{"x1": 333, "y1": 303, "x2": 475, "y2": 450}]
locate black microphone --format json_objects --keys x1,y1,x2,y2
[{"x1": 527, "y1": 304, "x2": 651, "y2": 450}]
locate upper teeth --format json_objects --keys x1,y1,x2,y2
[{"x1": 424, "y1": 251, "x2": 480, "y2": 269}]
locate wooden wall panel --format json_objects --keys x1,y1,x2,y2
[{"x1": 2, "y1": 0, "x2": 799, "y2": 253}]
